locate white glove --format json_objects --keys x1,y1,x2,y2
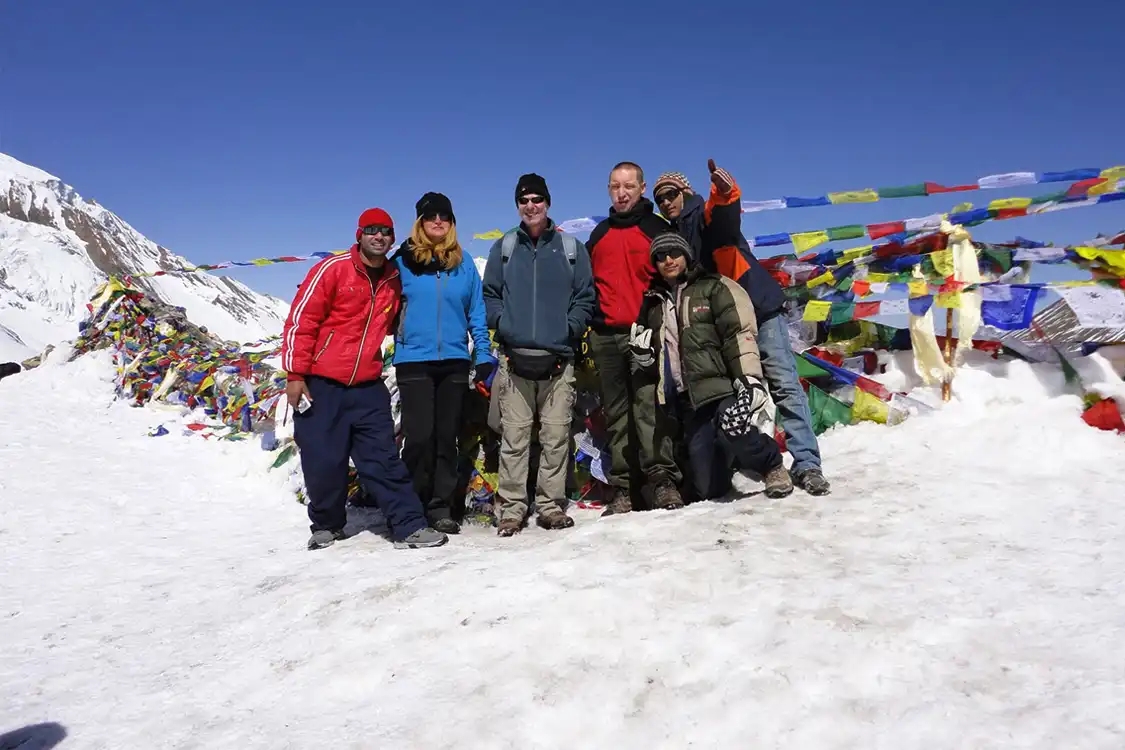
[
  {"x1": 733, "y1": 375, "x2": 769, "y2": 413},
  {"x1": 720, "y1": 376, "x2": 770, "y2": 438},
  {"x1": 629, "y1": 323, "x2": 655, "y2": 368}
]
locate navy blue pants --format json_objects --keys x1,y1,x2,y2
[
  {"x1": 294, "y1": 376, "x2": 427, "y2": 540},
  {"x1": 677, "y1": 395, "x2": 782, "y2": 502}
]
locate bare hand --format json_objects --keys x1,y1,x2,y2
[{"x1": 286, "y1": 379, "x2": 311, "y2": 410}]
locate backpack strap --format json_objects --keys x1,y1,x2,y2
[
  {"x1": 500, "y1": 230, "x2": 519, "y2": 283},
  {"x1": 559, "y1": 233, "x2": 578, "y2": 266}
]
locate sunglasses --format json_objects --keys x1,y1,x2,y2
[
  {"x1": 361, "y1": 225, "x2": 393, "y2": 237},
  {"x1": 654, "y1": 189, "x2": 681, "y2": 205},
  {"x1": 517, "y1": 195, "x2": 547, "y2": 206},
  {"x1": 422, "y1": 212, "x2": 453, "y2": 223},
  {"x1": 653, "y1": 248, "x2": 686, "y2": 263}
]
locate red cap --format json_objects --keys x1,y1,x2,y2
[{"x1": 356, "y1": 207, "x2": 394, "y2": 241}]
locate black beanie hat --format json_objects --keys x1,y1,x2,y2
[
  {"x1": 515, "y1": 173, "x2": 551, "y2": 205},
  {"x1": 416, "y1": 192, "x2": 456, "y2": 224}
]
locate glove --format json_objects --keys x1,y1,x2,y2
[
  {"x1": 719, "y1": 376, "x2": 769, "y2": 438},
  {"x1": 708, "y1": 158, "x2": 735, "y2": 195},
  {"x1": 628, "y1": 323, "x2": 655, "y2": 369},
  {"x1": 472, "y1": 360, "x2": 496, "y2": 387}
]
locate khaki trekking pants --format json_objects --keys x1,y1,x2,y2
[{"x1": 493, "y1": 356, "x2": 575, "y2": 522}]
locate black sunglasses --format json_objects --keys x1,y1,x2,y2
[
  {"x1": 653, "y1": 248, "x2": 686, "y2": 263},
  {"x1": 517, "y1": 195, "x2": 547, "y2": 206},
  {"x1": 654, "y1": 189, "x2": 681, "y2": 205},
  {"x1": 361, "y1": 225, "x2": 393, "y2": 237},
  {"x1": 422, "y1": 212, "x2": 453, "y2": 223}
]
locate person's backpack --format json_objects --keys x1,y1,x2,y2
[{"x1": 500, "y1": 229, "x2": 578, "y2": 284}]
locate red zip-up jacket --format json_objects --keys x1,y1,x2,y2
[
  {"x1": 586, "y1": 197, "x2": 671, "y2": 332},
  {"x1": 281, "y1": 245, "x2": 402, "y2": 385}
]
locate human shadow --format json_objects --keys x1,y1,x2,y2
[{"x1": 0, "y1": 722, "x2": 68, "y2": 750}]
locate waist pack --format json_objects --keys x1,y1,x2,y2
[{"x1": 507, "y1": 347, "x2": 565, "y2": 381}]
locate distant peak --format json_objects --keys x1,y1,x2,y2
[{"x1": 0, "y1": 152, "x2": 61, "y2": 185}]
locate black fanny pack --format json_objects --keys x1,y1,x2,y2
[{"x1": 506, "y1": 347, "x2": 565, "y2": 381}]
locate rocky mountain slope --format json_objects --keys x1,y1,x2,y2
[{"x1": 0, "y1": 152, "x2": 289, "y2": 361}]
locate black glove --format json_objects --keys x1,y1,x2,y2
[{"x1": 472, "y1": 360, "x2": 495, "y2": 386}]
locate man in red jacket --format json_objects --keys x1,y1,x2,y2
[
  {"x1": 586, "y1": 162, "x2": 682, "y2": 515},
  {"x1": 281, "y1": 208, "x2": 448, "y2": 551}
]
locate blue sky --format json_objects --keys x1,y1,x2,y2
[{"x1": 4, "y1": 0, "x2": 1123, "y2": 300}]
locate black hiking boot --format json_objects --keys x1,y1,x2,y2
[
  {"x1": 652, "y1": 479, "x2": 684, "y2": 510},
  {"x1": 308, "y1": 528, "x2": 346, "y2": 550},
  {"x1": 601, "y1": 487, "x2": 633, "y2": 517},
  {"x1": 792, "y1": 468, "x2": 831, "y2": 496}
]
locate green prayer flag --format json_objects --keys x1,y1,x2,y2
[
  {"x1": 808, "y1": 384, "x2": 853, "y2": 435},
  {"x1": 829, "y1": 302, "x2": 856, "y2": 326},
  {"x1": 876, "y1": 183, "x2": 927, "y2": 199},
  {"x1": 796, "y1": 356, "x2": 830, "y2": 379},
  {"x1": 826, "y1": 224, "x2": 866, "y2": 242},
  {"x1": 1030, "y1": 190, "x2": 1068, "y2": 205}
]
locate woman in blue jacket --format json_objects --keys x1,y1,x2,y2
[{"x1": 393, "y1": 192, "x2": 494, "y2": 534}]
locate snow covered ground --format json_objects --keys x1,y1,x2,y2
[{"x1": 2, "y1": 350, "x2": 1125, "y2": 749}]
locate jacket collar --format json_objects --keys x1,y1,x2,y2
[
  {"x1": 516, "y1": 219, "x2": 557, "y2": 245},
  {"x1": 349, "y1": 244, "x2": 398, "y2": 281}
]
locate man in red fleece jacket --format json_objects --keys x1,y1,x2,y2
[
  {"x1": 585, "y1": 162, "x2": 682, "y2": 515},
  {"x1": 281, "y1": 208, "x2": 447, "y2": 551}
]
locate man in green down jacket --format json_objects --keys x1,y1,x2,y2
[{"x1": 629, "y1": 232, "x2": 793, "y2": 501}]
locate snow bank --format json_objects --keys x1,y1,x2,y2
[{"x1": 1, "y1": 351, "x2": 1124, "y2": 748}]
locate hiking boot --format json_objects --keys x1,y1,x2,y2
[
  {"x1": 601, "y1": 487, "x2": 633, "y2": 517},
  {"x1": 393, "y1": 527, "x2": 449, "y2": 549},
  {"x1": 536, "y1": 511, "x2": 575, "y2": 530},
  {"x1": 764, "y1": 464, "x2": 794, "y2": 499},
  {"x1": 497, "y1": 517, "x2": 523, "y2": 537},
  {"x1": 307, "y1": 528, "x2": 346, "y2": 550},
  {"x1": 652, "y1": 479, "x2": 684, "y2": 510},
  {"x1": 793, "y1": 468, "x2": 831, "y2": 496},
  {"x1": 432, "y1": 517, "x2": 461, "y2": 535}
]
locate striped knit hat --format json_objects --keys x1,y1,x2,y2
[
  {"x1": 653, "y1": 171, "x2": 692, "y2": 194},
  {"x1": 649, "y1": 232, "x2": 695, "y2": 265}
]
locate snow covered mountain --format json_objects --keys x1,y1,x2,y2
[{"x1": 0, "y1": 152, "x2": 290, "y2": 361}]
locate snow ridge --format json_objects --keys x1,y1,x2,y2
[{"x1": 0, "y1": 152, "x2": 290, "y2": 361}]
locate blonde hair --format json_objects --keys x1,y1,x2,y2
[{"x1": 409, "y1": 217, "x2": 463, "y2": 271}]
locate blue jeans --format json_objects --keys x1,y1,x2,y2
[{"x1": 755, "y1": 314, "x2": 822, "y2": 474}]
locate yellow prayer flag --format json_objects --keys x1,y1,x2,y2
[
  {"x1": 950, "y1": 202, "x2": 974, "y2": 214},
  {"x1": 930, "y1": 249, "x2": 955, "y2": 277},
  {"x1": 1100, "y1": 166, "x2": 1125, "y2": 181},
  {"x1": 936, "y1": 291, "x2": 961, "y2": 308},
  {"x1": 827, "y1": 189, "x2": 879, "y2": 205},
  {"x1": 841, "y1": 245, "x2": 873, "y2": 262},
  {"x1": 866, "y1": 272, "x2": 893, "y2": 284},
  {"x1": 852, "y1": 387, "x2": 889, "y2": 424},
  {"x1": 252, "y1": 258, "x2": 273, "y2": 266},
  {"x1": 1089, "y1": 179, "x2": 1118, "y2": 196},
  {"x1": 802, "y1": 300, "x2": 832, "y2": 322},
  {"x1": 1074, "y1": 247, "x2": 1125, "y2": 276},
  {"x1": 807, "y1": 271, "x2": 835, "y2": 288},
  {"x1": 473, "y1": 230, "x2": 505, "y2": 241},
  {"x1": 987, "y1": 197, "x2": 1032, "y2": 211},
  {"x1": 908, "y1": 279, "x2": 929, "y2": 297},
  {"x1": 791, "y1": 230, "x2": 830, "y2": 254}
]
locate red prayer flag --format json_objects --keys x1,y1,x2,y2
[
  {"x1": 924, "y1": 182, "x2": 977, "y2": 194},
  {"x1": 854, "y1": 301, "x2": 881, "y2": 319},
  {"x1": 867, "y1": 221, "x2": 906, "y2": 240},
  {"x1": 995, "y1": 208, "x2": 1028, "y2": 221},
  {"x1": 1082, "y1": 398, "x2": 1125, "y2": 433}
]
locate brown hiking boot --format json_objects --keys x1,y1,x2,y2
[
  {"x1": 536, "y1": 511, "x2": 575, "y2": 530},
  {"x1": 652, "y1": 479, "x2": 684, "y2": 510},
  {"x1": 600, "y1": 487, "x2": 633, "y2": 517},
  {"x1": 497, "y1": 517, "x2": 523, "y2": 537},
  {"x1": 764, "y1": 464, "x2": 794, "y2": 499}
]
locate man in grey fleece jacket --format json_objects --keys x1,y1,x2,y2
[{"x1": 481, "y1": 173, "x2": 596, "y2": 536}]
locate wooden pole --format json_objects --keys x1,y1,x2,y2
[{"x1": 941, "y1": 307, "x2": 955, "y2": 401}]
